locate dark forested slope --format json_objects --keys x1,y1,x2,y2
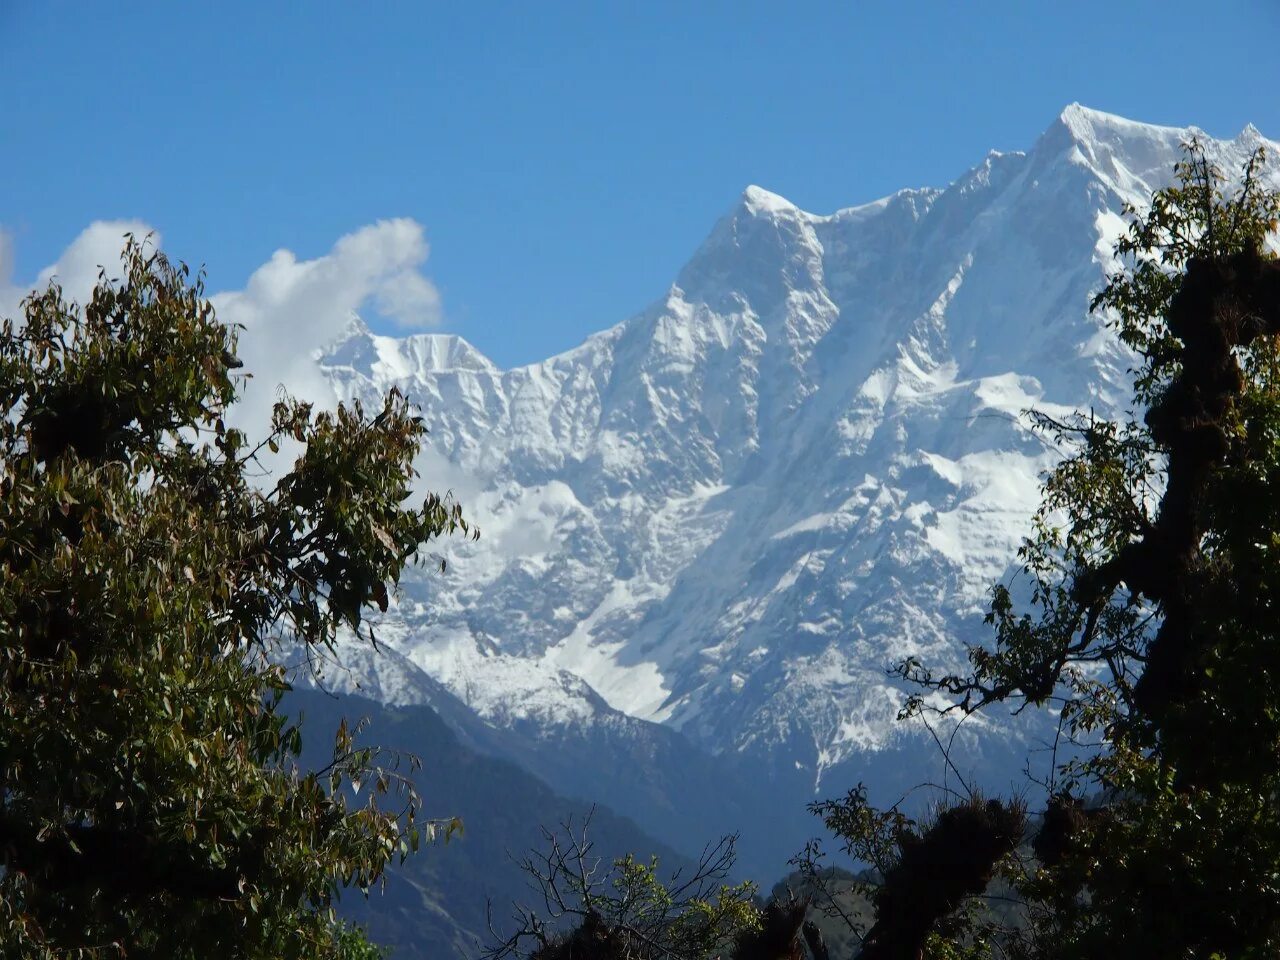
[{"x1": 286, "y1": 690, "x2": 693, "y2": 959}]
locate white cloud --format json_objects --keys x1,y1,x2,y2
[
  {"x1": 0, "y1": 220, "x2": 156, "y2": 326},
  {"x1": 2, "y1": 216, "x2": 483, "y2": 539},
  {"x1": 211, "y1": 218, "x2": 442, "y2": 439},
  {"x1": 3, "y1": 217, "x2": 445, "y2": 446},
  {"x1": 36, "y1": 220, "x2": 158, "y2": 304}
]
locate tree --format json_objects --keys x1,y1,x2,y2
[
  {"x1": 794, "y1": 787, "x2": 1024, "y2": 960},
  {"x1": 0, "y1": 237, "x2": 473, "y2": 958},
  {"x1": 804, "y1": 141, "x2": 1280, "y2": 958},
  {"x1": 483, "y1": 815, "x2": 813, "y2": 960}
]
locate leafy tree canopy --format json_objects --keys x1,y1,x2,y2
[{"x1": 0, "y1": 238, "x2": 471, "y2": 958}]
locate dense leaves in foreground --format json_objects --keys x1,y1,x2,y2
[
  {"x1": 0, "y1": 239, "x2": 471, "y2": 958},
  {"x1": 795, "y1": 143, "x2": 1280, "y2": 958}
]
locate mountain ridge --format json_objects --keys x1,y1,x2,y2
[
  {"x1": 307, "y1": 106, "x2": 1278, "y2": 868},
  {"x1": 325, "y1": 105, "x2": 1272, "y2": 376}
]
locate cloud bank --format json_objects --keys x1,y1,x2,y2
[
  {"x1": 1, "y1": 218, "x2": 445, "y2": 443},
  {"x1": 0, "y1": 220, "x2": 156, "y2": 325},
  {"x1": 211, "y1": 218, "x2": 442, "y2": 435}
]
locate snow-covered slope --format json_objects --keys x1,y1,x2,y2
[{"x1": 311, "y1": 107, "x2": 1276, "y2": 835}]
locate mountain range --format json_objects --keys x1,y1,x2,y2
[{"x1": 291, "y1": 106, "x2": 1278, "y2": 891}]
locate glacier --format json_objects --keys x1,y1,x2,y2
[{"x1": 300, "y1": 105, "x2": 1278, "y2": 874}]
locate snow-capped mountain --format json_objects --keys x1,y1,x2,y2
[{"x1": 308, "y1": 107, "x2": 1277, "y2": 868}]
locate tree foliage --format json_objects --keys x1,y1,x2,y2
[
  {"x1": 807, "y1": 141, "x2": 1280, "y2": 958},
  {"x1": 486, "y1": 816, "x2": 767, "y2": 960},
  {"x1": 0, "y1": 238, "x2": 472, "y2": 958},
  {"x1": 795, "y1": 788, "x2": 1022, "y2": 960}
]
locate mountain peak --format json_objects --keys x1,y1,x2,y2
[
  {"x1": 398, "y1": 332, "x2": 499, "y2": 375},
  {"x1": 1038, "y1": 104, "x2": 1278, "y2": 204},
  {"x1": 1051, "y1": 102, "x2": 1196, "y2": 151},
  {"x1": 315, "y1": 109, "x2": 1278, "y2": 830},
  {"x1": 1237, "y1": 122, "x2": 1267, "y2": 148},
  {"x1": 739, "y1": 184, "x2": 802, "y2": 218},
  {"x1": 1058, "y1": 102, "x2": 1172, "y2": 138},
  {"x1": 1022, "y1": 104, "x2": 1203, "y2": 200},
  {"x1": 319, "y1": 319, "x2": 498, "y2": 383},
  {"x1": 338, "y1": 311, "x2": 373, "y2": 340}
]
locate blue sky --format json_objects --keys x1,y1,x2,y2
[{"x1": 2, "y1": 1, "x2": 1278, "y2": 369}]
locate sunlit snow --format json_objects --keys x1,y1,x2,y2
[{"x1": 310, "y1": 106, "x2": 1278, "y2": 789}]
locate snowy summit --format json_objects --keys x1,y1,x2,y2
[{"x1": 303, "y1": 106, "x2": 1278, "y2": 849}]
